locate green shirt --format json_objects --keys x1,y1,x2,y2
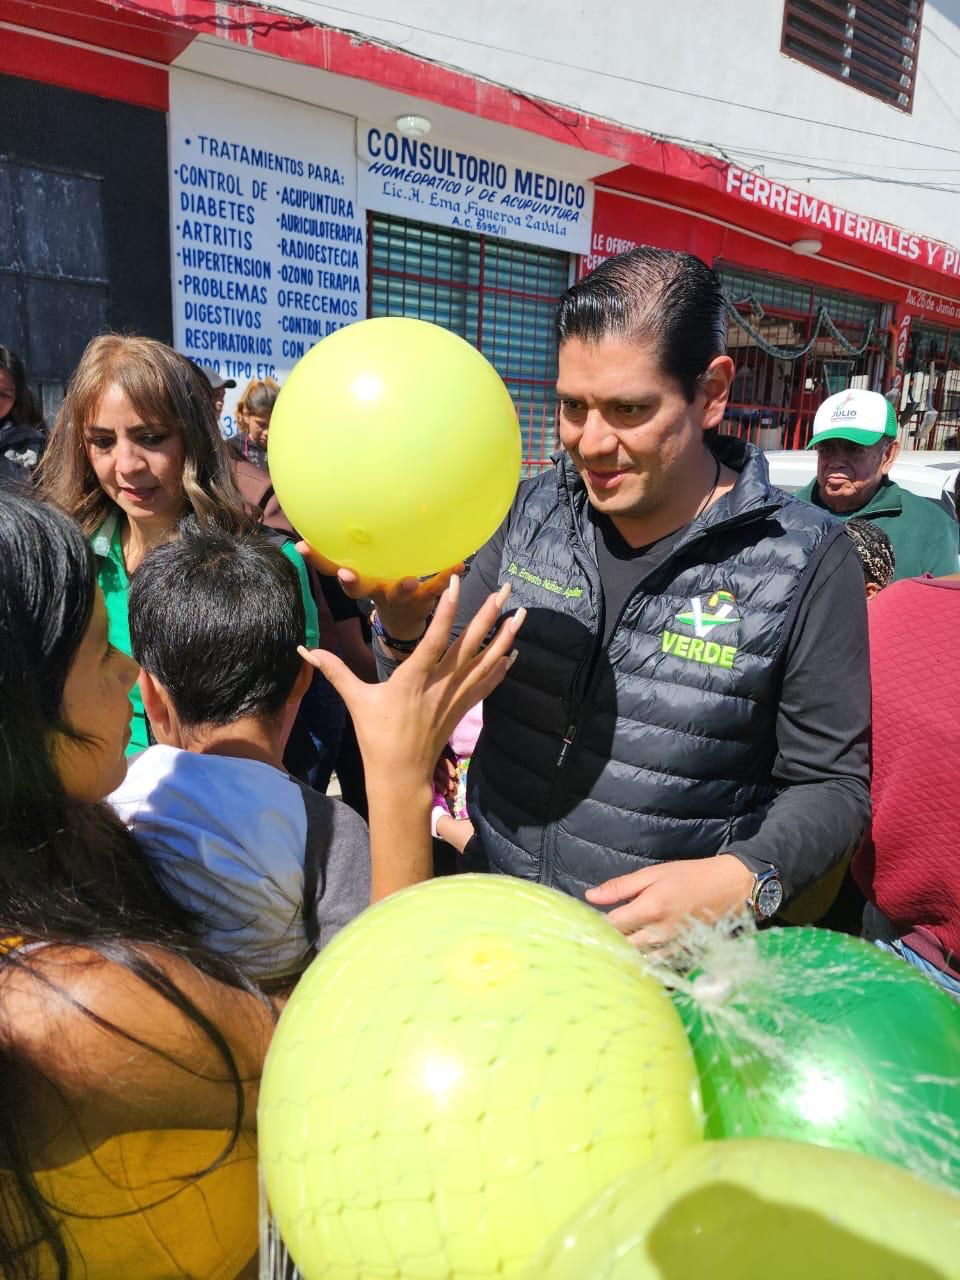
[
  {"x1": 93, "y1": 511, "x2": 320, "y2": 755},
  {"x1": 796, "y1": 477, "x2": 959, "y2": 582}
]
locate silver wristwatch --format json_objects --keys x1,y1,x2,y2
[{"x1": 748, "y1": 864, "x2": 783, "y2": 921}]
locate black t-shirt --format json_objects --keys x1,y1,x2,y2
[{"x1": 590, "y1": 506, "x2": 687, "y2": 649}]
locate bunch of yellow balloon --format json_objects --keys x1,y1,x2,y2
[
  {"x1": 267, "y1": 317, "x2": 522, "y2": 581},
  {"x1": 260, "y1": 880, "x2": 960, "y2": 1280},
  {"x1": 258, "y1": 877, "x2": 703, "y2": 1279},
  {"x1": 535, "y1": 1140, "x2": 960, "y2": 1280}
]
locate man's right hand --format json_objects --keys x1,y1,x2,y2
[{"x1": 295, "y1": 541, "x2": 463, "y2": 643}]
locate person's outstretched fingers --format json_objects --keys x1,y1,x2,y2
[
  {"x1": 442, "y1": 591, "x2": 525, "y2": 716},
  {"x1": 445, "y1": 581, "x2": 516, "y2": 671},
  {"x1": 412, "y1": 574, "x2": 461, "y2": 667},
  {"x1": 296, "y1": 645, "x2": 360, "y2": 705},
  {"x1": 463, "y1": 645, "x2": 520, "y2": 709}
]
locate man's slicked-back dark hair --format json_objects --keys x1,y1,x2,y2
[
  {"x1": 129, "y1": 522, "x2": 305, "y2": 728},
  {"x1": 556, "y1": 247, "x2": 727, "y2": 402}
]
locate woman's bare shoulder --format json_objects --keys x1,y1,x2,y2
[{"x1": 0, "y1": 942, "x2": 274, "y2": 1151}]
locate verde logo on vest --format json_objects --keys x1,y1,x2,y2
[{"x1": 661, "y1": 590, "x2": 740, "y2": 668}]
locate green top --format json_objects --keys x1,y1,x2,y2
[
  {"x1": 93, "y1": 511, "x2": 320, "y2": 755},
  {"x1": 796, "y1": 477, "x2": 959, "y2": 582}
]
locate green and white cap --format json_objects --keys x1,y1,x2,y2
[{"x1": 807, "y1": 388, "x2": 897, "y2": 449}]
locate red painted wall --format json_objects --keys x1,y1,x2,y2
[{"x1": 585, "y1": 189, "x2": 921, "y2": 307}]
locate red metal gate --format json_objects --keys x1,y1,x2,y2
[
  {"x1": 720, "y1": 265, "x2": 887, "y2": 450},
  {"x1": 893, "y1": 321, "x2": 960, "y2": 450}
]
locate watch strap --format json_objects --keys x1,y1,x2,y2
[{"x1": 370, "y1": 609, "x2": 425, "y2": 655}]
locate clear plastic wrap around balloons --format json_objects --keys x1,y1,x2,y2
[
  {"x1": 535, "y1": 1138, "x2": 960, "y2": 1280},
  {"x1": 267, "y1": 317, "x2": 522, "y2": 580},
  {"x1": 666, "y1": 924, "x2": 960, "y2": 1191},
  {"x1": 258, "y1": 876, "x2": 703, "y2": 1279}
]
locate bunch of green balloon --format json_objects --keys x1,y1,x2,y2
[
  {"x1": 258, "y1": 876, "x2": 703, "y2": 1280},
  {"x1": 671, "y1": 926, "x2": 960, "y2": 1191},
  {"x1": 532, "y1": 924, "x2": 960, "y2": 1280},
  {"x1": 268, "y1": 317, "x2": 522, "y2": 581}
]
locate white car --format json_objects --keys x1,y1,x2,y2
[{"x1": 764, "y1": 449, "x2": 960, "y2": 520}]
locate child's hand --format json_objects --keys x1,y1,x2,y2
[
  {"x1": 298, "y1": 576, "x2": 524, "y2": 792},
  {"x1": 433, "y1": 750, "x2": 459, "y2": 806},
  {"x1": 435, "y1": 814, "x2": 476, "y2": 855}
]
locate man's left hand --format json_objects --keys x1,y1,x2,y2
[{"x1": 585, "y1": 855, "x2": 756, "y2": 948}]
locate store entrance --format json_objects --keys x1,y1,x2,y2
[
  {"x1": 718, "y1": 265, "x2": 887, "y2": 450},
  {"x1": 893, "y1": 322, "x2": 960, "y2": 451}
]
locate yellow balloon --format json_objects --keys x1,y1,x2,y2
[
  {"x1": 268, "y1": 318, "x2": 522, "y2": 579},
  {"x1": 537, "y1": 1139, "x2": 960, "y2": 1279},
  {"x1": 259, "y1": 876, "x2": 703, "y2": 1279}
]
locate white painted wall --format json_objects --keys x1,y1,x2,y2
[{"x1": 260, "y1": 0, "x2": 960, "y2": 247}]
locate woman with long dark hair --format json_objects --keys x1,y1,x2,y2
[
  {"x1": 0, "y1": 488, "x2": 520, "y2": 1278},
  {"x1": 36, "y1": 336, "x2": 319, "y2": 753}
]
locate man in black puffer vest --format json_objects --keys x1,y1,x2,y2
[{"x1": 344, "y1": 248, "x2": 871, "y2": 947}]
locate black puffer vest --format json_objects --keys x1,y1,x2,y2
[{"x1": 468, "y1": 437, "x2": 842, "y2": 898}]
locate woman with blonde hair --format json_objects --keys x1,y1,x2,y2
[{"x1": 38, "y1": 336, "x2": 319, "y2": 753}]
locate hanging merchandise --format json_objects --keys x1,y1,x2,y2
[{"x1": 723, "y1": 293, "x2": 877, "y2": 361}]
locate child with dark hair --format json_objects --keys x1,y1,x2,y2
[
  {"x1": 109, "y1": 521, "x2": 370, "y2": 981},
  {"x1": 845, "y1": 517, "x2": 896, "y2": 599}
]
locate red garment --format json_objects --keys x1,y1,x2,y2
[{"x1": 853, "y1": 576, "x2": 960, "y2": 974}]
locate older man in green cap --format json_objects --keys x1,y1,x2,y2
[{"x1": 797, "y1": 388, "x2": 958, "y2": 580}]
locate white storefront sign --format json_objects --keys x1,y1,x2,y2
[
  {"x1": 358, "y1": 122, "x2": 593, "y2": 255},
  {"x1": 169, "y1": 70, "x2": 366, "y2": 433}
]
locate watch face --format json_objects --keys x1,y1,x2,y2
[{"x1": 757, "y1": 876, "x2": 784, "y2": 919}]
